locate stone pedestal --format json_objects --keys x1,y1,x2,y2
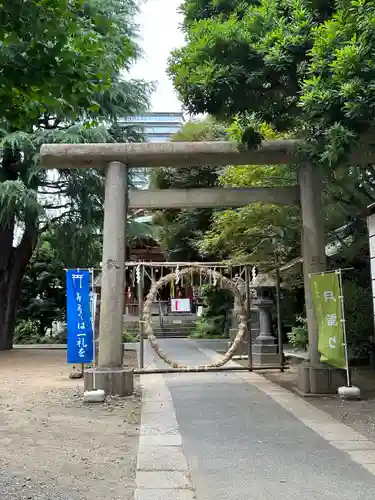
[
  {"x1": 296, "y1": 362, "x2": 346, "y2": 395},
  {"x1": 84, "y1": 367, "x2": 133, "y2": 397},
  {"x1": 252, "y1": 342, "x2": 279, "y2": 365}
]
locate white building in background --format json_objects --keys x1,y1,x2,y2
[
  {"x1": 120, "y1": 111, "x2": 185, "y2": 191},
  {"x1": 119, "y1": 111, "x2": 184, "y2": 142}
]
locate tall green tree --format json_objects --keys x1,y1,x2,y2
[
  {"x1": 0, "y1": 0, "x2": 153, "y2": 349},
  {"x1": 151, "y1": 119, "x2": 227, "y2": 261},
  {"x1": 168, "y1": 0, "x2": 375, "y2": 168}
]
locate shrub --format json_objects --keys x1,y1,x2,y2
[
  {"x1": 14, "y1": 319, "x2": 42, "y2": 344},
  {"x1": 343, "y1": 280, "x2": 373, "y2": 360},
  {"x1": 123, "y1": 329, "x2": 139, "y2": 343},
  {"x1": 192, "y1": 285, "x2": 233, "y2": 339},
  {"x1": 287, "y1": 317, "x2": 308, "y2": 350}
]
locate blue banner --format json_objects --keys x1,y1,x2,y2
[{"x1": 66, "y1": 270, "x2": 94, "y2": 364}]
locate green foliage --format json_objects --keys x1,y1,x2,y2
[
  {"x1": 343, "y1": 279, "x2": 373, "y2": 360},
  {"x1": 13, "y1": 319, "x2": 41, "y2": 345},
  {"x1": 168, "y1": 0, "x2": 375, "y2": 166},
  {"x1": 192, "y1": 285, "x2": 232, "y2": 338},
  {"x1": 0, "y1": 0, "x2": 144, "y2": 129},
  {"x1": 17, "y1": 231, "x2": 66, "y2": 335},
  {"x1": 181, "y1": 0, "x2": 250, "y2": 28},
  {"x1": 123, "y1": 329, "x2": 139, "y2": 343},
  {"x1": 151, "y1": 118, "x2": 227, "y2": 261},
  {"x1": 200, "y1": 124, "x2": 300, "y2": 265},
  {"x1": 287, "y1": 317, "x2": 308, "y2": 350},
  {"x1": 170, "y1": 3, "x2": 375, "y2": 268},
  {"x1": 13, "y1": 318, "x2": 65, "y2": 344},
  {"x1": 0, "y1": 0, "x2": 152, "y2": 234},
  {"x1": 0, "y1": 0, "x2": 143, "y2": 130}
]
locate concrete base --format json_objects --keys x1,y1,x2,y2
[
  {"x1": 84, "y1": 367, "x2": 134, "y2": 396},
  {"x1": 338, "y1": 385, "x2": 361, "y2": 400},
  {"x1": 297, "y1": 362, "x2": 347, "y2": 395},
  {"x1": 83, "y1": 389, "x2": 105, "y2": 403}
]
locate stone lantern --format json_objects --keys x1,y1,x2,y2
[{"x1": 251, "y1": 273, "x2": 279, "y2": 365}]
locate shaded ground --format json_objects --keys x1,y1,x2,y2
[
  {"x1": 0, "y1": 349, "x2": 140, "y2": 500},
  {"x1": 240, "y1": 359, "x2": 375, "y2": 443}
]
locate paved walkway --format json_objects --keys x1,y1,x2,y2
[{"x1": 135, "y1": 339, "x2": 375, "y2": 500}]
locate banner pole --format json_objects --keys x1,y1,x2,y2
[
  {"x1": 91, "y1": 267, "x2": 96, "y2": 390},
  {"x1": 139, "y1": 264, "x2": 145, "y2": 369},
  {"x1": 90, "y1": 268, "x2": 95, "y2": 340},
  {"x1": 337, "y1": 269, "x2": 351, "y2": 387},
  {"x1": 275, "y1": 268, "x2": 284, "y2": 372},
  {"x1": 245, "y1": 266, "x2": 253, "y2": 372}
]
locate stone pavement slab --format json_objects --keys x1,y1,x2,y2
[
  {"x1": 135, "y1": 363, "x2": 196, "y2": 499},
  {"x1": 135, "y1": 471, "x2": 192, "y2": 489},
  {"x1": 135, "y1": 489, "x2": 195, "y2": 500},
  {"x1": 139, "y1": 434, "x2": 182, "y2": 447},
  {"x1": 137, "y1": 446, "x2": 189, "y2": 471}
]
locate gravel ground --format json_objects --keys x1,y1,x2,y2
[
  {"x1": 259, "y1": 361, "x2": 375, "y2": 442},
  {"x1": 0, "y1": 349, "x2": 140, "y2": 500}
]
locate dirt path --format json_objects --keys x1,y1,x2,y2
[{"x1": 0, "y1": 349, "x2": 140, "y2": 500}]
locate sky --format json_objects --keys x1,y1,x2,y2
[{"x1": 130, "y1": 0, "x2": 185, "y2": 112}]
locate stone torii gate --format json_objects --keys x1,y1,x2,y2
[{"x1": 40, "y1": 140, "x2": 355, "y2": 396}]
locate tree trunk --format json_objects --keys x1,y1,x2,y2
[
  {"x1": 0, "y1": 226, "x2": 38, "y2": 350},
  {"x1": 0, "y1": 270, "x2": 19, "y2": 350}
]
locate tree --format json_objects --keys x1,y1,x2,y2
[
  {"x1": 17, "y1": 231, "x2": 66, "y2": 339},
  {"x1": 150, "y1": 118, "x2": 227, "y2": 261},
  {"x1": 168, "y1": 0, "x2": 375, "y2": 164},
  {"x1": 0, "y1": 0, "x2": 144, "y2": 128},
  {"x1": 0, "y1": 0, "x2": 153, "y2": 349}
]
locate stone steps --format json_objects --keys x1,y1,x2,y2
[{"x1": 125, "y1": 320, "x2": 197, "y2": 338}]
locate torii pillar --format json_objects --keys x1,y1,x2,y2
[
  {"x1": 84, "y1": 161, "x2": 133, "y2": 396},
  {"x1": 298, "y1": 164, "x2": 346, "y2": 394}
]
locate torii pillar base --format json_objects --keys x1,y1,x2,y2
[
  {"x1": 296, "y1": 363, "x2": 346, "y2": 395},
  {"x1": 84, "y1": 367, "x2": 134, "y2": 397}
]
